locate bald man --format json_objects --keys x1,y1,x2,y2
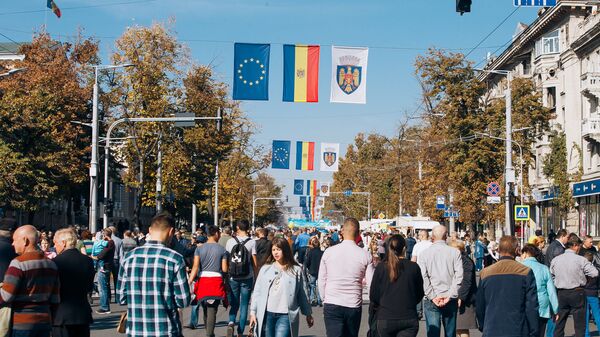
[{"x1": 0, "y1": 225, "x2": 60, "y2": 337}]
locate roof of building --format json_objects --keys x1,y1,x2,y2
[
  {"x1": 0, "y1": 42, "x2": 25, "y2": 61},
  {"x1": 479, "y1": 0, "x2": 592, "y2": 80}
]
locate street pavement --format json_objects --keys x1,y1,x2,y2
[{"x1": 89, "y1": 296, "x2": 585, "y2": 337}]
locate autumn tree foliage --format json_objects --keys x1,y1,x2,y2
[
  {"x1": 332, "y1": 49, "x2": 552, "y2": 227},
  {"x1": 0, "y1": 32, "x2": 99, "y2": 217}
]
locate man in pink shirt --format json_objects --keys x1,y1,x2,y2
[{"x1": 318, "y1": 218, "x2": 373, "y2": 337}]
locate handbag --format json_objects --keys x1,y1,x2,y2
[{"x1": 117, "y1": 312, "x2": 127, "y2": 334}]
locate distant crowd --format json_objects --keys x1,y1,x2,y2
[{"x1": 1, "y1": 215, "x2": 599, "y2": 337}]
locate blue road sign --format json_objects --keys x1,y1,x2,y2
[
  {"x1": 514, "y1": 0, "x2": 556, "y2": 7},
  {"x1": 343, "y1": 190, "x2": 353, "y2": 196},
  {"x1": 515, "y1": 205, "x2": 530, "y2": 221},
  {"x1": 436, "y1": 196, "x2": 446, "y2": 210},
  {"x1": 444, "y1": 209, "x2": 460, "y2": 218}
]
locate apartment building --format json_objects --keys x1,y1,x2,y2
[{"x1": 480, "y1": 1, "x2": 600, "y2": 236}]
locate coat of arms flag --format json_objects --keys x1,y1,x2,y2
[
  {"x1": 330, "y1": 46, "x2": 368, "y2": 104},
  {"x1": 319, "y1": 182, "x2": 331, "y2": 197},
  {"x1": 283, "y1": 44, "x2": 320, "y2": 102},
  {"x1": 320, "y1": 143, "x2": 340, "y2": 172},
  {"x1": 271, "y1": 140, "x2": 291, "y2": 169},
  {"x1": 233, "y1": 43, "x2": 270, "y2": 101}
]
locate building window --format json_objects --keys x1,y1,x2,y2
[
  {"x1": 546, "y1": 87, "x2": 556, "y2": 109},
  {"x1": 535, "y1": 30, "x2": 560, "y2": 57},
  {"x1": 522, "y1": 59, "x2": 531, "y2": 75}
]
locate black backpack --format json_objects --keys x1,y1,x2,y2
[{"x1": 229, "y1": 237, "x2": 252, "y2": 279}]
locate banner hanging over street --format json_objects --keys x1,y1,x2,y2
[{"x1": 330, "y1": 46, "x2": 369, "y2": 104}]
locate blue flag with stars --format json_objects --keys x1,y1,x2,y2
[
  {"x1": 294, "y1": 179, "x2": 304, "y2": 195},
  {"x1": 233, "y1": 43, "x2": 270, "y2": 100},
  {"x1": 271, "y1": 140, "x2": 290, "y2": 169},
  {"x1": 300, "y1": 196, "x2": 307, "y2": 208}
]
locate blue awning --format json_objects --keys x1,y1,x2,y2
[{"x1": 573, "y1": 179, "x2": 600, "y2": 198}]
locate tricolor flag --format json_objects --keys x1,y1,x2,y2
[
  {"x1": 283, "y1": 44, "x2": 320, "y2": 102},
  {"x1": 47, "y1": 0, "x2": 61, "y2": 18},
  {"x1": 296, "y1": 141, "x2": 315, "y2": 171},
  {"x1": 306, "y1": 180, "x2": 318, "y2": 196}
]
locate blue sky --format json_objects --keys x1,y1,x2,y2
[{"x1": 0, "y1": 0, "x2": 544, "y2": 207}]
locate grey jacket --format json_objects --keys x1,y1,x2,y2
[{"x1": 250, "y1": 264, "x2": 312, "y2": 337}]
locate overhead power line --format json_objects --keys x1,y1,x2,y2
[
  {"x1": 0, "y1": 0, "x2": 157, "y2": 16},
  {"x1": 464, "y1": 5, "x2": 521, "y2": 60}
]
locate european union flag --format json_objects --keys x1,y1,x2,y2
[
  {"x1": 300, "y1": 196, "x2": 307, "y2": 208},
  {"x1": 233, "y1": 43, "x2": 270, "y2": 100},
  {"x1": 271, "y1": 140, "x2": 290, "y2": 169},
  {"x1": 294, "y1": 179, "x2": 304, "y2": 195}
]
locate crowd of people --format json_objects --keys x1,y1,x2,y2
[{"x1": 1, "y1": 214, "x2": 600, "y2": 337}]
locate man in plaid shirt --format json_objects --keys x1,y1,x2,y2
[{"x1": 118, "y1": 213, "x2": 191, "y2": 337}]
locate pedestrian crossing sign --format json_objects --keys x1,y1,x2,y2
[{"x1": 514, "y1": 205, "x2": 530, "y2": 221}]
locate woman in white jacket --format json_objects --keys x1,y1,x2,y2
[{"x1": 249, "y1": 237, "x2": 314, "y2": 337}]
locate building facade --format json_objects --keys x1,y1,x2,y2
[{"x1": 481, "y1": 1, "x2": 600, "y2": 236}]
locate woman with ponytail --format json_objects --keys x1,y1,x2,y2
[{"x1": 369, "y1": 234, "x2": 424, "y2": 337}]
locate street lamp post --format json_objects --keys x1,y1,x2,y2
[
  {"x1": 102, "y1": 115, "x2": 221, "y2": 229},
  {"x1": 252, "y1": 196, "x2": 287, "y2": 230},
  {"x1": 89, "y1": 63, "x2": 133, "y2": 234},
  {"x1": 476, "y1": 68, "x2": 513, "y2": 235}
]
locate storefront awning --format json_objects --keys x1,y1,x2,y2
[{"x1": 573, "y1": 179, "x2": 600, "y2": 198}]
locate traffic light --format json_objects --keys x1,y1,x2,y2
[{"x1": 456, "y1": 0, "x2": 471, "y2": 15}]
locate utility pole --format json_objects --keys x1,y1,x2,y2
[
  {"x1": 417, "y1": 160, "x2": 423, "y2": 217},
  {"x1": 90, "y1": 63, "x2": 134, "y2": 233},
  {"x1": 504, "y1": 73, "x2": 514, "y2": 236},
  {"x1": 192, "y1": 204, "x2": 197, "y2": 233},
  {"x1": 156, "y1": 133, "x2": 162, "y2": 213},
  {"x1": 449, "y1": 188, "x2": 455, "y2": 233},
  {"x1": 214, "y1": 108, "x2": 222, "y2": 227},
  {"x1": 398, "y1": 175, "x2": 403, "y2": 217}
]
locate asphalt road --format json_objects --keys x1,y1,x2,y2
[{"x1": 89, "y1": 299, "x2": 585, "y2": 337}]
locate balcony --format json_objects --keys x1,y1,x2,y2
[
  {"x1": 581, "y1": 72, "x2": 600, "y2": 100},
  {"x1": 583, "y1": 117, "x2": 600, "y2": 143}
]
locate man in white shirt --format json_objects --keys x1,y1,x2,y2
[{"x1": 411, "y1": 229, "x2": 433, "y2": 262}]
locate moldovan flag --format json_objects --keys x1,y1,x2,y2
[
  {"x1": 47, "y1": 0, "x2": 61, "y2": 18},
  {"x1": 306, "y1": 180, "x2": 318, "y2": 196},
  {"x1": 296, "y1": 141, "x2": 315, "y2": 171},
  {"x1": 330, "y1": 46, "x2": 368, "y2": 104},
  {"x1": 320, "y1": 143, "x2": 340, "y2": 172},
  {"x1": 283, "y1": 44, "x2": 320, "y2": 102}
]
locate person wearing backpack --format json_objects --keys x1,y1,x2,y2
[{"x1": 226, "y1": 220, "x2": 258, "y2": 337}]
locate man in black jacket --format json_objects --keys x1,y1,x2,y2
[
  {"x1": 255, "y1": 228, "x2": 271, "y2": 270},
  {"x1": 52, "y1": 228, "x2": 95, "y2": 337},
  {"x1": 546, "y1": 229, "x2": 568, "y2": 267},
  {"x1": 476, "y1": 236, "x2": 539, "y2": 337},
  {"x1": 0, "y1": 218, "x2": 16, "y2": 281}
]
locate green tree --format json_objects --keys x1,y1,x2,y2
[{"x1": 542, "y1": 130, "x2": 571, "y2": 225}]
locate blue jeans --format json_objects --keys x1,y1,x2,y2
[
  {"x1": 585, "y1": 296, "x2": 600, "y2": 337},
  {"x1": 229, "y1": 277, "x2": 253, "y2": 335},
  {"x1": 264, "y1": 312, "x2": 291, "y2": 337},
  {"x1": 323, "y1": 303, "x2": 361, "y2": 337},
  {"x1": 308, "y1": 274, "x2": 321, "y2": 305},
  {"x1": 546, "y1": 315, "x2": 555, "y2": 337},
  {"x1": 189, "y1": 301, "x2": 201, "y2": 327},
  {"x1": 423, "y1": 298, "x2": 457, "y2": 337},
  {"x1": 97, "y1": 270, "x2": 111, "y2": 311}
]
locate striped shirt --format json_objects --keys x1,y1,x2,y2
[
  {"x1": 0, "y1": 251, "x2": 60, "y2": 332},
  {"x1": 118, "y1": 240, "x2": 191, "y2": 337}
]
